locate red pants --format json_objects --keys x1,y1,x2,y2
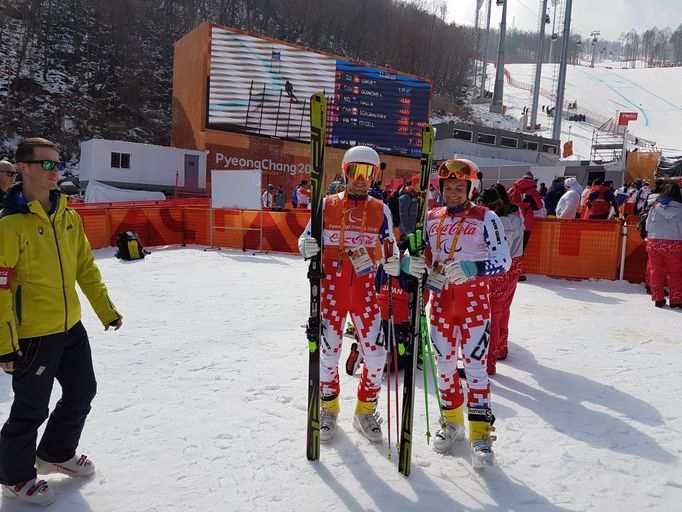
[
  {"x1": 646, "y1": 239, "x2": 682, "y2": 304},
  {"x1": 320, "y1": 259, "x2": 385, "y2": 402},
  {"x1": 488, "y1": 256, "x2": 524, "y2": 373},
  {"x1": 429, "y1": 278, "x2": 491, "y2": 410}
]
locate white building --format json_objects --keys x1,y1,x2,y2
[{"x1": 78, "y1": 139, "x2": 208, "y2": 195}]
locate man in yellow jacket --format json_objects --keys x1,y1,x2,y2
[{"x1": 0, "y1": 138, "x2": 122, "y2": 507}]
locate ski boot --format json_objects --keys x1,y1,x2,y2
[
  {"x1": 432, "y1": 406, "x2": 465, "y2": 454},
  {"x1": 345, "y1": 342, "x2": 363, "y2": 375},
  {"x1": 353, "y1": 400, "x2": 383, "y2": 443},
  {"x1": 320, "y1": 396, "x2": 340, "y2": 444},
  {"x1": 2, "y1": 478, "x2": 55, "y2": 507},
  {"x1": 36, "y1": 454, "x2": 95, "y2": 477},
  {"x1": 469, "y1": 407, "x2": 497, "y2": 469}
]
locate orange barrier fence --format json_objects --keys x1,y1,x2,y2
[
  {"x1": 70, "y1": 198, "x2": 209, "y2": 208},
  {"x1": 77, "y1": 206, "x2": 185, "y2": 248},
  {"x1": 524, "y1": 219, "x2": 623, "y2": 280},
  {"x1": 623, "y1": 216, "x2": 648, "y2": 283},
  {"x1": 76, "y1": 202, "x2": 649, "y2": 282},
  {"x1": 77, "y1": 202, "x2": 310, "y2": 254}
]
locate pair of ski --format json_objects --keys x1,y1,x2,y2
[{"x1": 304, "y1": 92, "x2": 435, "y2": 476}]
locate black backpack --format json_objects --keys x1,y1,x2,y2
[{"x1": 116, "y1": 231, "x2": 146, "y2": 260}]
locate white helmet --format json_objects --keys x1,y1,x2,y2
[{"x1": 342, "y1": 146, "x2": 380, "y2": 167}]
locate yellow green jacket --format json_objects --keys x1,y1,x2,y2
[{"x1": 0, "y1": 186, "x2": 121, "y2": 359}]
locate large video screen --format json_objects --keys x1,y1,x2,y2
[{"x1": 208, "y1": 26, "x2": 431, "y2": 158}]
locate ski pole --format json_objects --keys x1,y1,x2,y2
[
  {"x1": 381, "y1": 239, "x2": 398, "y2": 459},
  {"x1": 387, "y1": 277, "x2": 401, "y2": 454},
  {"x1": 391, "y1": 291, "x2": 400, "y2": 452},
  {"x1": 422, "y1": 313, "x2": 445, "y2": 440},
  {"x1": 387, "y1": 318, "x2": 392, "y2": 458},
  {"x1": 383, "y1": 239, "x2": 396, "y2": 458}
]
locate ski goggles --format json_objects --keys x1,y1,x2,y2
[
  {"x1": 343, "y1": 162, "x2": 379, "y2": 181},
  {"x1": 437, "y1": 160, "x2": 477, "y2": 180},
  {"x1": 19, "y1": 160, "x2": 65, "y2": 171}
]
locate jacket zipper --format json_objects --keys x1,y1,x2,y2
[
  {"x1": 15, "y1": 285, "x2": 22, "y2": 325},
  {"x1": 51, "y1": 216, "x2": 69, "y2": 333},
  {"x1": 7, "y1": 322, "x2": 18, "y2": 353}
]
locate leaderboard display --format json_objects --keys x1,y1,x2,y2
[
  {"x1": 331, "y1": 62, "x2": 430, "y2": 158},
  {"x1": 208, "y1": 26, "x2": 431, "y2": 158}
]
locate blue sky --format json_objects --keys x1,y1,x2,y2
[{"x1": 444, "y1": 0, "x2": 680, "y2": 41}]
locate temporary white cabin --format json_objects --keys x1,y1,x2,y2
[{"x1": 78, "y1": 139, "x2": 207, "y2": 194}]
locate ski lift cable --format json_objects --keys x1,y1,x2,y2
[{"x1": 514, "y1": 0, "x2": 538, "y2": 17}]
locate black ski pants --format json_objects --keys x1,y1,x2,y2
[{"x1": 0, "y1": 321, "x2": 97, "y2": 485}]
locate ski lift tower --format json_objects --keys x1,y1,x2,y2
[
  {"x1": 551, "y1": 0, "x2": 573, "y2": 141},
  {"x1": 479, "y1": 0, "x2": 493, "y2": 98},
  {"x1": 474, "y1": 0, "x2": 484, "y2": 95},
  {"x1": 530, "y1": 0, "x2": 550, "y2": 130},
  {"x1": 490, "y1": 0, "x2": 508, "y2": 114},
  {"x1": 590, "y1": 31, "x2": 600, "y2": 68}
]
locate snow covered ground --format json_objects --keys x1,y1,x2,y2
[
  {"x1": 1, "y1": 247, "x2": 681, "y2": 511},
  {"x1": 470, "y1": 63, "x2": 682, "y2": 160}
]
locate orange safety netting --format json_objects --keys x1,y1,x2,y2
[{"x1": 75, "y1": 202, "x2": 649, "y2": 282}]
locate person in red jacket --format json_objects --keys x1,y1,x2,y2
[
  {"x1": 507, "y1": 171, "x2": 543, "y2": 280},
  {"x1": 582, "y1": 179, "x2": 619, "y2": 219}
]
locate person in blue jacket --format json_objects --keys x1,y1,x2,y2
[{"x1": 543, "y1": 178, "x2": 565, "y2": 217}]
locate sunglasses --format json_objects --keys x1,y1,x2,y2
[
  {"x1": 20, "y1": 160, "x2": 66, "y2": 171},
  {"x1": 343, "y1": 162, "x2": 378, "y2": 181},
  {"x1": 437, "y1": 160, "x2": 477, "y2": 180},
  {"x1": 0, "y1": 171, "x2": 18, "y2": 177}
]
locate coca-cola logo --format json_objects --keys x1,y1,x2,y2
[
  {"x1": 427, "y1": 220, "x2": 478, "y2": 237},
  {"x1": 328, "y1": 233, "x2": 376, "y2": 245}
]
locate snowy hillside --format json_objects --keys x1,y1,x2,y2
[
  {"x1": 470, "y1": 63, "x2": 682, "y2": 160},
  {"x1": 2, "y1": 247, "x2": 680, "y2": 512}
]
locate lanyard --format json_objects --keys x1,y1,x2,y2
[
  {"x1": 338, "y1": 194, "x2": 369, "y2": 256},
  {"x1": 436, "y1": 206, "x2": 470, "y2": 262}
]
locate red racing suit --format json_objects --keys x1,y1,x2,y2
[
  {"x1": 424, "y1": 204, "x2": 511, "y2": 411},
  {"x1": 300, "y1": 192, "x2": 397, "y2": 403}
]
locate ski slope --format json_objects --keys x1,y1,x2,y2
[
  {"x1": 1, "y1": 247, "x2": 680, "y2": 511},
  {"x1": 473, "y1": 63, "x2": 682, "y2": 160}
]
